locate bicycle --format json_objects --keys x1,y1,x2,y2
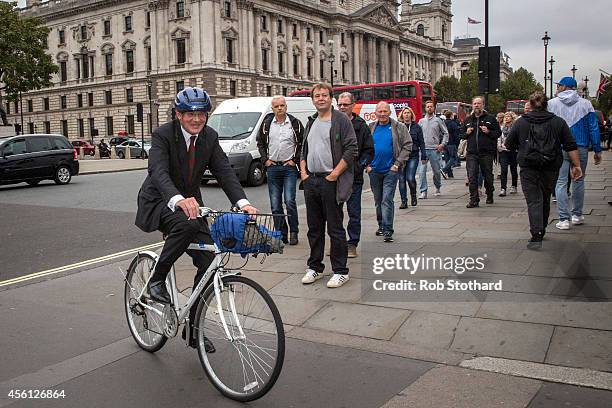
[{"x1": 123, "y1": 207, "x2": 285, "y2": 402}]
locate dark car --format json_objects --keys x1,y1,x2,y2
[
  {"x1": 71, "y1": 140, "x2": 96, "y2": 156},
  {"x1": 109, "y1": 136, "x2": 130, "y2": 146},
  {"x1": 0, "y1": 134, "x2": 79, "y2": 186}
]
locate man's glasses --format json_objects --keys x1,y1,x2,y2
[
  {"x1": 182, "y1": 111, "x2": 207, "y2": 120},
  {"x1": 337, "y1": 103, "x2": 353, "y2": 107}
]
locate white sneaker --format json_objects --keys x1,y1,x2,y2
[
  {"x1": 434, "y1": 189, "x2": 441, "y2": 197},
  {"x1": 302, "y1": 268, "x2": 323, "y2": 284},
  {"x1": 419, "y1": 192, "x2": 427, "y2": 199},
  {"x1": 555, "y1": 220, "x2": 570, "y2": 230},
  {"x1": 327, "y1": 274, "x2": 349, "y2": 288},
  {"x1": 509, "y1": 186, "x2": 517, "y2": 194},
  {"x1": 571, "y1": 215, "x2": 584, "y2": 225}
]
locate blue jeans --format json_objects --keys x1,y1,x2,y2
[
  {"x1": 419, "y1": 149, "x2": 442, "y2": 193},
  {"x1": 266, "y1": 164, "x2": 299, "y2": 237},
  {"x1": 398, "y1": 156, "x2": 419, "y2": 202},
  {"x1": 442, "y1": 145, "x2": 458, "y2": 176},
  {"x1": 369, "y1": 171, "x2": 399, "y2": 234},
  {"x1": 346, "y1": 182, "x2": 363, "y2": 247},
  {"x1": 556, "y1": 147, "x2": 588, "y2": 221}
]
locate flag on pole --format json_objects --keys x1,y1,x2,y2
[
  {"x1": 596, "y1": 73, "x2": 611, "y2": 99},
  {"x1": 467, "y1": 17, "x2": 481, "y2": 24}
]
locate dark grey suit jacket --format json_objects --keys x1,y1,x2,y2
[{"x1": 135, "y1": 120, "x2": 247, "y2": 233}]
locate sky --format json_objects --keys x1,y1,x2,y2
[{"x1": 5, "y1": 0, "x2": 611, "y2": 94}]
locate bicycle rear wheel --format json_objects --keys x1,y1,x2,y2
[
  {"x1": 124, "y1": 252, "x2": 167, "y2": 352},
  {"x1": 195, "y1": 275, "x2": 285, "y2": 402}
]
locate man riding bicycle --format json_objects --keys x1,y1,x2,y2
[{"x1": 135, "y1": 87, "x2": 258, "y2": 350}]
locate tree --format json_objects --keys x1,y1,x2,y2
[
  {"x1": 458, "y1": 60, "x2": 479, "y2": 103},
  {"x1": 595, "y1": 75, "x2": 612, "y2": 118},
  {"x1": 434, "y1": 75, "x2": 461, "y2": 102},
  {"x1": 0, "y1": 1, "x2": 57, "y2": 102},
  {"x1": 499, "y1": 67, "x2": 543, "y2": 102}
]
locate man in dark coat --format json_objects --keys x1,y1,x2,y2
[{"x1": 135, "y1": 87, "x2": 257, "y2": 348}]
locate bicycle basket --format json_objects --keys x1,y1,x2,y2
[{"x1": 209, "y1": 212, "x2": 284, "y2": 255}]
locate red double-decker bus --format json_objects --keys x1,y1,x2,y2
[
  {"x1": 435, "y1": 101, "x2": 472, "y2": 124},
  {"x1": 506, "y1": 100, "x2": 528, "y2": 115},
  {"x1": 289, "y1": 80, "x2": 434, "y2": 122}
]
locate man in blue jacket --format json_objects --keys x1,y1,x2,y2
[{"x1": 548, "y1": 77, "x2": 601, "y2": 230}]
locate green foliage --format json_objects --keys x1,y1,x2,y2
[
  {"x1": 434, "y1": 75, "x2": 461, "y2": 102},
  {"x1": 0, "y1": 2, "x2": 58, "y2": 101},
  {"x1": 458, "y1": 60, "x2": 479, "y2": 102},
  {"x1": 499, "y1": 67, "x2": 543, "y2": 102}
]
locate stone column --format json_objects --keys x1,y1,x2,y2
[
  {"x1": 270, "y1": 16, "x2": 279, "y2": 76},
  {"x1": 201, "y1": 0, "x2": 215, "y2": 65},
  {"x1": 352, "y1": 31, "x2": 361, "y2": 84},
  {"x1": 380, "y1": 39, "x2": 388, "y2": 83},
  {"x1": 300, "y1": 23, "x2": 307, "y2": 80},
  {"x1": 150, "y1": 4, "x2": 158, "y2": 72},
  {"x1": 367, "y1": 36, "x2": 375, "y2": 83},
  {"x1": 214, "y1": 0, "x2": 223, "y2": 65},
  {"x1": 191, "y1": 0, "x2": 202, "y2": 66},
  {"x1": 313, "y1": 26, "x2": 320, "y2": 80},
  {"x1": 253, "y1": 9, "x2": 262, "y2": 73},
  {"x1": 239, "y1": 4, "x2": 249, "y2": 68},
  {"x1": 390, "y1": 42, "x2": 398, "y2": 82},
  {"x1": 158, "y1": 2, "x2": 169, "y2": 71},
  {"x1": 332, "y1": 30, "x2": 341, "y2": 84},
  {"x1": 247, "y1": 4, "x2": 255, "y2": 72}
]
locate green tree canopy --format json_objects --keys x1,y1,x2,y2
[
  {"x1": 434, "y1": 75, "x2": 461, "y2": 102},
  {"x1": 0, "y1": 1, "x2": 57, "y2": 101},
  {"x1": 499, "y1": 67, "x2": 543, "y2": 102}
]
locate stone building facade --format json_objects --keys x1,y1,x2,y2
[
  {"x1": 2, "y1": 0, "x2": 488, "y2": 141},
  {"x1": 452, "y1": 37, "x2": 513, "y2": 81}
]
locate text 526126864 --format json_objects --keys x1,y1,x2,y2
[{"x1": 7, "y1": 389, "x2": 66, "y2": 399}]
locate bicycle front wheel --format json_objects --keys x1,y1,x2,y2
[
  {"x1": 195, "y1": 275, "x2": 285, "y2": 402},
  {"x1": 124, "y1": 252, "x2": 167, "y2": 352}
]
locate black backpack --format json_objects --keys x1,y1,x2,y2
[{"x1": 524, "y1": 121, "x2": 558, "y2": 167}]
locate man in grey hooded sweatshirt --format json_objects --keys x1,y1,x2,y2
[{"x1": 417, "y1": 100, "x2": 448, "y2": 198}]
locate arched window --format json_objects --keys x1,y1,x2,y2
[{"x1": 417, "y1": 24, "x2": 425, "y2": 37}]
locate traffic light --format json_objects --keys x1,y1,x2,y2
[
  {"x1": 478, "y1": 46, "x2": 501, "y2": 94},
  {"x1": 136, "y1": 103, "x2": 143, "y2": 123}
]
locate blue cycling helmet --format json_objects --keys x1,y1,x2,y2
[{"x1": 175, "y1": 87, "x2": 212, "y2": 112}]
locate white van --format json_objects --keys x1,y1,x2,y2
[{"x1": 204, "y1": 97, "x2": 317, "y2": 186}]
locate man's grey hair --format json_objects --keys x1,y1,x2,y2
[
  {"x1": 376, "y1": 101, "x2": 391, "y2": 111},
  {"x1": 271, "y1": 95, "x2": 286, "y2": 106},
  {"x1": 338, "y1": 92, "x2": 354, "y2": 103}
]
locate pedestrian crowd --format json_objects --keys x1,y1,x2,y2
[{"x1": 261, "y1": 78, "x2": 603, "y2": 288}]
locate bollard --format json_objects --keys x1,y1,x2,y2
[
  {"x1": 78, "y1": 147, "x2": 84, "y2": 159},
  {"x1": 124, "y1": 146, "x2": 131, "y2": 159},
  {"x1": 110, "y1": 146, "x2": 117, "y2": 159},
  {"x1": 94, "y1": 146, "x2": 100, "y2": 159}
]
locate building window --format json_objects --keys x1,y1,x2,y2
[
  {"x1": 27, "y1": 99, "x2": 33, "y2": 112},
  {"x1": 60, "y1": 61, "x2": 67, "y2": 82},
  {"x1": 43, "y1": 97, "x2": 49, "y2": 111},
  {"x1": 126, "y1": 50, "x2": 134, "y2": 73},
  {"x1": 176, "y1": 1, "x2": 185, "y2": 18},
  {"x1": 226, "y1": 39, "x2": 234, "y2": 63},
  {"x1": 75, "y1": 59, "x2": 80, "y2": 79},
  {"x1": 89, "y1": 118, "x2": 95, "y2": 137},
  {"x1": 341, "y1": 32, "x2": 345, "y2": 46},
  {"x1": 89, "y1": 56, "x2": 95, "y2": 77},
  {"x1": 319, "y1": 30, "x2": 324, "y2": 44},
  {"x1": 307, "y1": 57, "x2": 312, "y2": 77},
  {"x1": 105, "y1": 54, "x2": 113, "y2": 76},
  {"x1": 82, "y1": 54, "x2": 90, "y2": 79},
  {"x1": 277, "y1": 19, "x2": 283, "y2": 34},
  {"x1": 127, "y1": 115, "x2": 135, "y2": 135},
  {"x1": 44, "y1": 121, "x2": 51, "y2": 134},
  {"x1": 105, "y1": 90, "x2": 112, "y2": 105},
  {"x1": 78, "y1": 119, "x2": 84, "y2": 137},
  {"x1": 145, "y1": 11, "x2": 150, "y2": 28},
  {"x1": 28, "y1": 122, "x2": 34, "y2": 134},
  {"x1": 342, "y1": 60, "x2": 347, "y2": 80},
  {"x1": 5, "y1": 102, "x2": 9, "y2": 115},
  {"x1": 292, "y1": 23, "x2": 298, "y2": 38},
  {"x1": 124, "y1": 15, "x2": 132, "y2": 32},
  {"x1": 306, "y1": 27, "x2": 311, "y2": 41},
  {"x1": 260, "y1": 15, "x2": 267, "y2": 31},
  {"x1": 60, "y1": 95, "x2": 67, "y2": 109},
  {"x1": 80, "y1": 25, "x2": 87, "y2": 41},
  {"x1": 229, "y1": 80, "x2": 236, "y2": 96},
  {"x1": 58, "y1": 29, "x2": 65, "y2": 44},
  {"x1": 176, "y1": 39, "x2": 186, "y2": 64},
  {"x1": 293, "y1": 54, "x2": 299, "y2": 76},
  {"x1": 224, "y1": 1, "x2": 231, "y2": 18},
  {"x1": 88, "y1": 92, "x2": 94, "y2": 107},
  {"x1": 176, "y1": 80, "x2": 184, "y2": 93},
  {"x1": 126, "y1": 88, "x2": 133, "y2": 103},
  {"x1": 146, "y1": 47, "x2": 152, "y2": 71},
  {"x1": 262, "y1": 49, "x2": 268, "y2": 71},
  {"x1": 282, "y1": 87, "x2": 287, "y2": 96},
  {"x1": 61, "y1": 120, "x2": 68, "y2": 137},
  {"x1": 104, "y1": 20, "x2": 111, "y2": 36},
  {"x1": 417, "y1": 24, "x2": 424, "y2": 36},
  {"x1": 319, "y1": 59, "x2": 324, "y2": 79},
  {"x1": 77, "y1": 94, "x2": 83, "y2": 108},
  {"x1": 266, "y1": 85, "x2": 272, "y2": 97},
  {"x1": 106, "y1": 116, "x2": 114, "y2": 136},
  {"x1": 278, "y1": 52, "x2": 284, "y2": 73}
]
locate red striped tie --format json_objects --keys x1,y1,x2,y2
[{"x1": 187, "y1": 135, "x2": 196, "y2": 184}]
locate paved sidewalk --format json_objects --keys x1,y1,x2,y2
[
  {"x1": 171, "y1": 152, "x2": 612, "y2": 406},
  {"x1": 79, "y1": 158, "x2": 148, "y2": 175}
]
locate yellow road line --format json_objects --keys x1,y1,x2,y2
[{"x1": 0, "y1": 242, "x2": 163, "y2": 287}]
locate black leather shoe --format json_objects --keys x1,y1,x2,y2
[
  {"x1": 466, "y1": 201, "x2": 479, "y2": 208},
  {"x1": 148, "y1": 280, "x2": 171, "y2": 303},
  {"x1": 289, "y1": 232, "x2": 298, "y2": 245},
  {"x1": 486, "y1": 195, "x2": 494, "y2": 204},
  {"x1": 411, "y1": 196, "x2": 418, "y2": 206},
  {"x1": 182, "y1": 327, "x2": 216, "y2": 353},
  {"x1": 399, "y1": 201, "x2": 408, "y2": 209}
]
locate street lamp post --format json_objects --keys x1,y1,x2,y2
[
  {"x1": 327, "y1": 39, "x2": 335, "y2": 89},
  {"x1": 571, "y1": 65, "x2": 577, "y2": 79},
  {"x1": 542, "y1": 31, "x2": 551, "y2": 98},
  {"x1": 548, "y1": 56, "x2": 556, "y2": 99},
  {"x1": 584, "y1": 76, "x2": 589, "y2": 98},
  {"x1": 147, "y1": 78, "x2": 153, "y2": 134},
  {"x1": 19, "y1": 91, "x2": 24, "y2": 134}
]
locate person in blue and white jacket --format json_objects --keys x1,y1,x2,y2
[{"x1": 548, "y1": 76, "x2": 601, "y2": 230}]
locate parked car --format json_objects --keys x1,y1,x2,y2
[
  {"x1": 109, "y1": 136, "x2": 130, "y2": 146},
  {"x1": 114, "y1": 139, "x2": 151, "y2": 159},
  {"x1": 71, "y1": 140, "x2": 96, "y2": 156},
  {"x1": 0, "y1": 134, "x2": 79, "y2": 186}
]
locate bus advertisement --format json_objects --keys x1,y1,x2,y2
[{"x1": 289, "y1": 80, "x2": 434, "y2": 122}]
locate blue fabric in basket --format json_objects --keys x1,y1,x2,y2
[{"x1": 210, "y1": 213, "x2": 282, "y2": 255}]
